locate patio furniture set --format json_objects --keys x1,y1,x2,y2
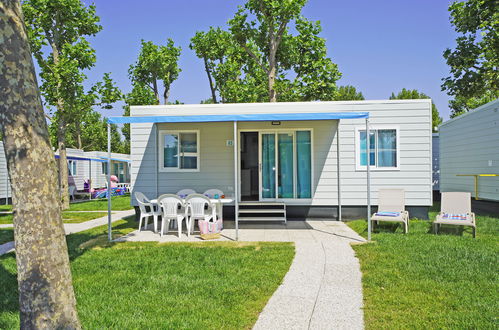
[
  {"x1": 134, "y1": 189, "x2": 233, "y2": 238},
  {"x1": 372, "y1": 189, "x2": 476, "y2": 238}
]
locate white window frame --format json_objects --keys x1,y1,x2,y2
[
  {"x1": 68, "y1": 160, "x2": 77, "y2": 176},
  {"x1": 158, "y1": 130, "x2": 200, "y2": 172},
  {"x1": 355, "y1": 126, "x2": 400, "y2": 171}
]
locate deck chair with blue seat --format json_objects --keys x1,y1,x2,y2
[
  {"x1": 433, "y1": 192, "x2": 476, "y2": 238},
  {"x1": 371, "y1": 189, "x2": 409, "y2": 233}
]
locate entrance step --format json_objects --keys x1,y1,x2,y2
[
  {"x1": 237, "y1": 202, "x2": 286, "y2": 223},
  {"x1": 238, "y1": 216, "x2": 287, "y2": 222}
]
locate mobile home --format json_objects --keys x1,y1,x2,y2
[
  {"x1": 127, "y1": 100, "x2": 433, "y2": 220},
  {"x1": 439, "y1": 99, "x2": 499, "y2": 201},
  {"x1": 54, "y1": 148, "x2": 131, "y2": 191}
]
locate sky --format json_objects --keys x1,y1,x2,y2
[{"x1": 77, "y1": 0, "x2": 458, "y2": 119}]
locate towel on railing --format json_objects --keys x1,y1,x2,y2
[
  {"x1": 375, "y1": 211, "x2": 401, "y2": 217},
  {"x1": 442, "y1": 213, "x2": 468, "y2": 220}
]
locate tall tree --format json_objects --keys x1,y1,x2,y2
[
  {"x1": 48, "y1": 72, "x2": 123, "y2": 151},
  {"x1": 334, "y1": 85, "x2": 365, "y2": 101},
  {"x1": 128, "y1": 39, "x2": 181, "y2": 104},
  {"x1": 0, "y1": 0, "x2": 80, "y2": 328},
  {"x1": 23, "y1": 0, "x2": 102, "y2": 209},
  {"x1": 190, "y1": 27, "x2": 234, "y2": 103},
  {"x1": 121, "y1": 82, "x2": 158, "y2": 153},
  {"x1": 228, "y1": 0, "x2": 341, "y2": 102},
  {"x1": 390, "y1": 88, "x2": 443, "y2": 132},
  {"x1": 442, "y1": 0, "x2": 499, "y2": 117}
]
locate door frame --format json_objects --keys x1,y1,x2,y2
[{"x1": 238, "y1": 128, "x2": 314, "y2": 203}]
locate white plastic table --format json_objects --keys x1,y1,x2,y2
[{"x1": 150, "y1": 198, "x2": 233, "y2": 221}]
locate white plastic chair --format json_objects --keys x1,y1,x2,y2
[
  {"x1": 135, "y1": 191, "x2": 161, "y2": 233},
  {"x1": 158, "y1": 194, "x2": 186, "y2": 237},
  {"x1": 185, "y1": 194, "x2": 216, "y2": 237},
  {"x1": 176, "y1": 189, "x2": 196, "y2": 198},
  {"x1": 203, "y1": 189, "x2": 224, "y2": 220}
]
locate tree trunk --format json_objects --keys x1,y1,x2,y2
[
  {"x1": 76, "y1": 121, "x2": 82, "y2": 150},
  {"x1": 268, "y1": 26, "x2": 277, "y2": 102},
  {"x1": 49, "y1": 31, "x2": 70, "y2": 210},
  {"x1": 152, "y1": 78, "x2": 160, "y2": 104},
  {"x1": 163, "y1": 87, "x2": 170, "y2": 104},
  {"x1": 203, "y1": 56, "x2": 218, "y2": 103},
  {"x1": 58, "y1": 121, "x2": 70, "y2": 209},
  {"x1": 0, "y1": 1, "x2": 81, "y2": 329}
]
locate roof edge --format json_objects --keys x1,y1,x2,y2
[{"x1": 440, "y1": 98, "x2": 499, "y2": 127}]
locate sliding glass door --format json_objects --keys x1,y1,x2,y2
[{"x1": 259, "y1": 130, "x2": 311, "y2": 200}]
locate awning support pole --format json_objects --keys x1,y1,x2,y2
[
  {"x1": 107, "y1": 123, "x2": 112, "y2": 242},
  {"x1": 233, "y1": 121, "x2": 239, "y2": 241},
  {"x1": 89, "y1": 159, "x2": 92, "y2": 200},
  {"x1": 366, "y1": 118, "x2": 371, "y2": 241},
  {"x1": 337, "y1": 121, "x2": 341, "y2": 221}
]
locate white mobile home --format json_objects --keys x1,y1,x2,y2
[
  {"x1": 55, "y1": 148, "x2": 131, "y2": 191},
  {"x1": 439, "y1": 99, "x2": 499, "y2": 201},
  {"x1": 0, "y1": 142, "x2": 11, "y2": 203},
  {"x1": 127, "y1": 100, "x2": 433, "y2": 220}
]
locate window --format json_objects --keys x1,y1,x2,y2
[
  {"x1": 159, "y1": 130, "x2": 199, "y2": 171},
  {"x1": 101, "y1": 162, "x2": 108, "y2": 175},
  {"x1": 357, "y1": 128, "x2": 398, "y2": 169},
  {"x1": 68, "y1": 160, "x2": 77, "y2": 176}
]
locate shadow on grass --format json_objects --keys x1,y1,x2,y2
[{"x1": 0, "y1": 215, "x2": 137, "y2": 326}]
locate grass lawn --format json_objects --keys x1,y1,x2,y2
[
  {"x1": 0, "y1": 212, "x2": 108, "y2": 225},
  {"x1": 68, "y1": 194, "x2": 133, "y2": 211},
  {"x1": 62, "y1": 212, "x2": 108, "y2": 223},
  {"x1": 348, "y1": 204, "x2": 498, "y2": 329},
  {"x1": 0, "y1": 229, "x2": 13, "y2": 245},
  {"x1": 0, "y1": 217, "x2": 295, "y2": 329},
  {"x1": 0, "y1": 205, "x2": 12, "y2": 212}
]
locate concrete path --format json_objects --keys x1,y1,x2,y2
[
  {"x1": 118, "y1": 220, "x2": 366, "y2": 329},
  {"x1": 0, "y1": 209, "x2": 135, "y2": 256}
]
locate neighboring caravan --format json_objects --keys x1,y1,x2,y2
[
  {"x1": 0, "y1": 142, "x2": 11, "y2": 204},
  {"x1": 128, "y1": 100, "x2": 433, "y2": 220},
  {"x1": 439, "y1": 99, "x2": 499, "y2": 201},
  {"x1": 54, "y1": 148, "x2": 131, "y2": 191}
]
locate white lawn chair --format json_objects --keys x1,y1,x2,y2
[
  {"x1": 158, "y1": 194, "x2": 186, "y2": 237},
  {"x1": 176, "y1": 189, "x2": 196, "y2": 198},
  {"x1": 203, "y1": 189, "x2": 224, "y2": 220},
  {"x1": 185, "y1": 194, "x2": 216, "y2": 237},
  {"x1": 371, "y1": 189, "x2": 409, "y2": 233},
  {"x1": 135, "y1": 191, "x2": 161, "y2": 233},
  {"x1": 433, "y1": 192, "x2": 476, "y2": 238}
]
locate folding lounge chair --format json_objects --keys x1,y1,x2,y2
[
  {"x1": 371, "y1": 189, "x2": 409, "y2": 233},
  {"x1": 433, "y1": 192, "x2": 476, "y2": 238}
]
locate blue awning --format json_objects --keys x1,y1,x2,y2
[
  {"x1": 107, "y1": 112, "x2": 369, "y2": 124},
  {"x1": 98, "y1": 157, "x2": 131, "y2": 163},
  {"x1": 55, "y1": 155, "x2": 106, "y2": 162}
]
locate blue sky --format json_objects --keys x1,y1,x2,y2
[{"x1": 79, "y1": 0, "x2": 457, "y2": 119}]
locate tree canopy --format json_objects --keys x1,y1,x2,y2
[
  {"x1": 442, "y1": 0, "x2": 499, "y2": 117},
  {"x1": 191, "y1": 0, "x2": 341, "y2": 103},
  {"x1": 390, "y1": 88, "x2": 443, "y2": 132},
  {"x1": 334, "y1": 85, "x2": 365, "y2": 101},
  {"x1": 128, "y1": 39, "x2": 182, "y2": 104}
]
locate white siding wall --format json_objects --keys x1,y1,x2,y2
[
  {"x1": 0, "y1": 142, "x2": 11, "y2": 200},
  {"x1": 66, "y1": 148, "x2": 86, "y2": 190},
  {"x1": 440, "y1": 99, "x2": 499, "y2": 201},
  {"x1": 432, "y1": 133, "x2": 439, "y2": 190},
  {"x1": 131, "y1": 100, "x2": 432, "y2": 206}
]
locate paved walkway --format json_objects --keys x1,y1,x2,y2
[
  {"x1": 0, "y1": 209, "x2": 135, "y2": 256},
  {"x1": 118, "y1": 220, "x2": 366, "y2": 329}
]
